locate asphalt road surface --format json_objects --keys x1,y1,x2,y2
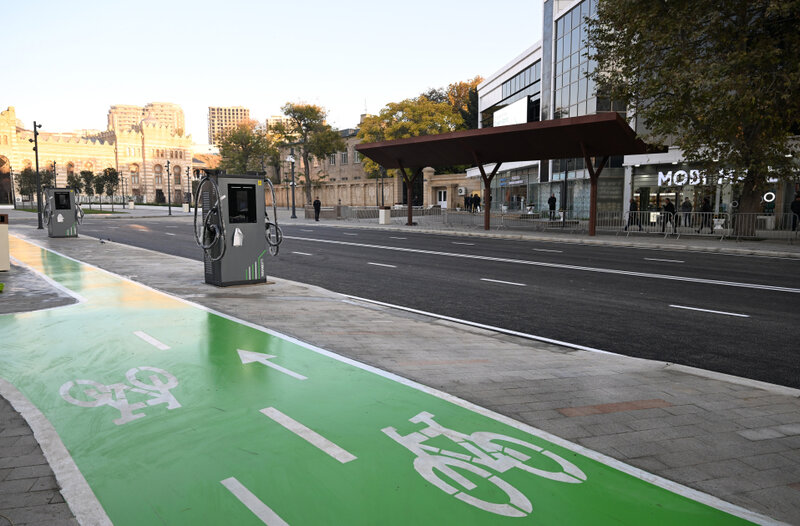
[{"x1": 28, "y1": 214, "x2": 800, "y2": 389}]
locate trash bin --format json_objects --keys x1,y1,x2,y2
[
  {"x1": 0, "y1": 214, "x2": 9, "y2": 272},
  {"x1": 379, "y1": 207, "x2": 391, "y2": 225}
]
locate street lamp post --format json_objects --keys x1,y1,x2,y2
[
  {"x1": 28, "y1": 121, "x2": 43, "y2": 229},
  {"x1": 166, "y1": 159, "x2": 172, "y2": 216},
  {"x1": 185, "y1": 166, "x2": 190, "y2": 210},
  {"x1": 288, "y1": 148, "x2": 297, "y2": 219},
  {"x1": 53, "y1": 161, "x2": 57, "y2": 187}
]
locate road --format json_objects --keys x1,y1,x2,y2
[{"x1": 39, "y1": 214, "x2": 800, "y2": 388}]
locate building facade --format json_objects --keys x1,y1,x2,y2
[
  {"x1": 0, "y1": 105, "x2": 194, "y2": 205},
  {"x1": 208, "y1": 106, "x2": 250, "y2": 146},
  {"x1": 476, "y1": 0, "x2": 797, "y2": 217}
]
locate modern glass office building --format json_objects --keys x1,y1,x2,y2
[{"x1": 474, "y1": 0, "x2": 796, "y2": 217}]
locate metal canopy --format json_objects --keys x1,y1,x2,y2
[{"x1": 354, "y1": 112, "x2": 647, "y2": 168}]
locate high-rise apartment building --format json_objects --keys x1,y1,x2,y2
[
  {"x1": 266, "y1": 115, "x2": 293, "y2": 131},
  {"x1": 108, "y1": 103, "x2": 185, "y2": 134},
  {"x1": 208, "y1": 106, "x2": 250, "y2": 146}
]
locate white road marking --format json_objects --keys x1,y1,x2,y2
[
  {"x1": 644, "y1": 257, "x2": 684, "y2": 263},
  {"x1": 481, "y1": 278, "x2": 526, "y2": 287},
  {"x1": 533, "y1": 248, "x2": 562, "y2": 253},
  {"x1": 452, "y1": 242, "x2": 474, "y2": 246},
  {"x1": 389, "y1": 236, "x2": 406, "y2": 240},
  {"x1": 286, "y1": 236, "x2": 799, "y2": 294},
  {"x1": 368, "y1": 262, "x2": 396, "y2": 268},
  {"x1": 237, "y1": 350, "x2": 307, "y2": 380},
  {"x1": 342, "y1": 233, "x2": 358, "y2": 236},
  {"x1": 221, "y1": 477, "x2": 289, "y2": 526},
  {"x1": 300, "y1": 229, "x2": 314, "y2": 232},
  {"x1": 669, "y1": 305, "x2": 750, "y2": 318},
  {"x1": 292, "y1": 251, "x2": 312, "y2": 256},
  {"x1": 164, "y1": 232, "x2": 176, "y2": 236},
  {"x1": 133, "y1": 331, "x2": 170, "y2": 350},
  {"x1": 260, "y1": 407, "x2": 357, "y2": 463}
]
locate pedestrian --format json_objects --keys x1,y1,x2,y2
[
  {"x1": 680, "y1": 197, "x2": 693, "y2": 227},
  {"x1": 697, "y1": 197, "x2": 713, "y2": 233},
  {"x1": 474, "y1": 194, "x2": 481, "y2": 213},
  {"x1": 548, "y1": 193, "x2": 557, "y2": 220},
  {"x1": 464, "y1": 194, "x2": 470, "y2": 211},
  {"x1": 662, "y1": 197, "x2": 676, "y2": 233},
  {"x1": 313, "y1": 196, "x2": 321, "y2": 221},
  {"x1": 791, "y1": 193, "x2": 800, "y2": 231},
  {"x1": 625, "y1": 198, "x2": 641, "y2": 231}
]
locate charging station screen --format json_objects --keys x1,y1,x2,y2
[
  {"x1": 55, "y1": 192, "x2": 71, "y2": 210},
  {"x1": 228, "y1": 184, "x2": 257, "y2": 223}
]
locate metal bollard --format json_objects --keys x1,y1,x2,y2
[{"x1": 0, "y1": 214, "x2": 9, "y2": 272}]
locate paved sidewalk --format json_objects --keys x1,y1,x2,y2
[{"x1": 2, "y1": 221, "x2": 800, "y2": 524}]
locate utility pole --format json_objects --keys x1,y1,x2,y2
[
  {"x1": 28, "y1": 121, "x2": 43, "y2": 229},
  {"x1": 288, "y1": 147, "x2": 297, "y2": 219},
  {"x1": 166, "y1": 159, "x2": 172, "y2": 216}
]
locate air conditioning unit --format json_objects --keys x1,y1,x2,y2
[{"x1": 457, "y1": 187, "x2": 466, "y2": 196}]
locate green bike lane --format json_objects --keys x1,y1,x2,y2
[{"x1": 0, "y1": 236, "x2": 764, "y2": 525}]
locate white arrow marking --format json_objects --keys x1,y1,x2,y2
[
  {"x1": 221, "y1": 477, "x2": 289, "y2": 526},
  {"x1": 237, "y1": 350, "x2": 307, "y2": 380},
  {"x1": 261, "y1": 407, "x2": 356, "y2": 463}
]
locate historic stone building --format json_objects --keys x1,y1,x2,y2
[{"x1": 0, "y1": 105, "x2": 194, "y2": 205}]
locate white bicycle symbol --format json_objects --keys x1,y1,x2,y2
[
  {"x1": 59, "y1": 366, "x2": 181, "y2": 425},
  {"x1": 382, "y1": 411, "x2": 586, "y2": 517}
]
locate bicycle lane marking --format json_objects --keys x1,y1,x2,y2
[{"x1": 0, "y1": 235, "x2": 770, "y2": 525}]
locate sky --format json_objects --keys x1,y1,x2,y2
[{"x1": 6, "y1": 0, "x2": 542, "y2": 144}]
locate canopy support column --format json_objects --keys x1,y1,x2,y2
[
  {"x1": 581, "y1": 142, "x2": 609, "y2": 237},
  {"x1": 397, "y1": 160, "x2": 420, "y2": 226},
  {"x1": 472, "y1": 151, "x2": 501, "y2": 230}
]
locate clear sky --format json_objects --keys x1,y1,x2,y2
[{"x1": 6, "y1": 0, "x2": 542, "y2": 143}]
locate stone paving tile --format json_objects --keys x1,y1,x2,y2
[
  {"x1": 732, "y1": 487, "x2": 800, "y2": 524},
  {"x1": 2, "y1": 502, "x2": 75, "y2": 525}
]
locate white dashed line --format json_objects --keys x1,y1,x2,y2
[
  {"x1": 260, "y1": 407, "x2": 357, "y2": 463},
  {"x1": 533, "y1": 248, "x2": 562, "y2": 253},
  {"x1": 452, "y1": 242, "x2": 474, "y2": 246},
  {"x1": 133, "y1": 331, "x2": 170, "y2": 350},
  {"x1": 300, "y1": 229, "x2": 314, "y2": 232},
  {"x1": 368, "y1": 262, "x2": 396, "y2": 268},
  {"x1": 644, "y1": 257, "x2": 684, "y2": 263},
  {"x1": 292, "y1": 251, "x2": 312, "y2": 256},
  {"x1": 480, "y1": 278, "x2": 526, "y2": 287},
  {"x1": 221, "y1": 477, "x2": 289, "y2": 526},
  {"x1": 342, "y1": 233, "x2": 358, "y2": 236},
  {"x1": 389, "y1": 237, "x2": 406, "y2": 240},
  {"x1": 669, "y1": 305, "x2": 750, "y2": 318},
  {"x1": 164, "y1": 232, "x2": 176, "y2": 236}
]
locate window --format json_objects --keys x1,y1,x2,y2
[
  {"x1": 341, "y1": 151, "x2": 348, "y2": 164},
  {"x1": 354, "y1": 151, "x2": 361, "y2": 164},
  {"x1": 329, "y1": 154, "x2": 336, "y2": 165}
]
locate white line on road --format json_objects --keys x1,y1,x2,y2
[
  {"x1": 644, "y1": 257, "x2": 684, "y2": 263},
  {"x1": 533, "y1": 248, "x2": 562, "y2": 253},
  {"x1": 389, "y1": 236, "x2": 406, "y2": 240},
  {"x1": 342, "y1": 233, "x2": 358, "y2": 236},
  {"x1": 220, "y1": 477, "x2": 289, "y2": 526},
  {"x1": 368, "y1": 262, "x2": 396, "y2": 268},
  {"x1": 164, "y1": 232, "x2": 176, "y2": 236},
  {"x1": 669, "y1": 305, "x2": 750, "y2": 318},
  {"x1": 481, "y1": 278, "x2": 526, "y2": 287},
  {"x1": 292, "y1": 251, "x2": 312, "y2": 256},
  {"x1": 286, "y1": 236, "x2": 800, "y2": 294},
  {"x1": 300, "y1": 229, "x2": 314, "y2": 232},
  {"x1": 452, "y1": 242, "x2": 474, "y2": 246},
  {"x1": 133, "y1": 331, "x2": 170, "y2": 350},
  {"x1": 260, "y1": 407, "x2": 357, "y2": 463}
]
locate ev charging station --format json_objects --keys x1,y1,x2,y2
[
  {"x1": 194, "y1": 173, "x2": 282, "y2": 287},
  {"x1": 43, "y1": 188, "x2": 84, "y2": 238}
]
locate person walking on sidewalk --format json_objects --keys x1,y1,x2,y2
[
  {"x1": 791, "y1": 193, "x2": 800, "y2": 231},
  {"x1": 548, "y1": 194, "x2": 557, "y2": 220},
  {"x1": 697, "y1": 197, "x2": 713, "y2": 233},
  {"x1": 474, "y1": 194, "x2": 481, "y2": 213},
  {"x1": 680, "y1": 197, "x2": 693, "y2": 227},
  {"x1": 313, "y1": 197, "x2": 321, "y2": 221},
  {"x1": 625, "y1": 198, "x2": 641, "y2": 231},
  {"x1": 662, "y1": 198, "x2": 676, "y2": 233}
]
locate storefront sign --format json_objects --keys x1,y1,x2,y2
[{"x1": 657, "y1": 169, "x2": 742, "y2": 187}]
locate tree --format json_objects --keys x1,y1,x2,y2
[
  {"x1": 39, "y1": 170, "x2": 55, "y2": 189},
  {"x1": 271, "y1": 103, "x2": 345, "y2": 205},
  {"x1": 103, "y1": 167, "x2": 119, "y2": 212},
  {"x1": 93, "y1": 173, "x2": 106, "y2": 211},
  {"x1": 420, "y1": 76, "x2": 483, "y2": 130},
  {"x1": 358, "y1": 97, "x2": 463, "y2": 225},
  {"x1": 218, "y1": 120, "x2": 275, "y2": 175},
  {"x1": 67, "y1": 172, "x2": 83, "y2": 194},
  {"x1": 587, "y1": 0, "x2": 800, "y2": 234},
  {"x1": 81, "y1": 170, "x2": 95, "y2": 209},
  {"x1": 17, "y1": 168, "x2": 37, "y2": 201}
]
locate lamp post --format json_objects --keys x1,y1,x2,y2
[
  {"x1": 53, "y1": 161, "x2": 57, "y2": 187},
  {"x1": 287, "y1": 148, "x2": 297, "y2": 219},
  {"x1": 28, "y1": 121, "x2": 43, "y2": 229},
  {"x1": 165, "y1": 159, "x2": 172, "y2": 216},
  {"x1": 185, "y1": 166, "x2": 190, "y2": 210}
]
